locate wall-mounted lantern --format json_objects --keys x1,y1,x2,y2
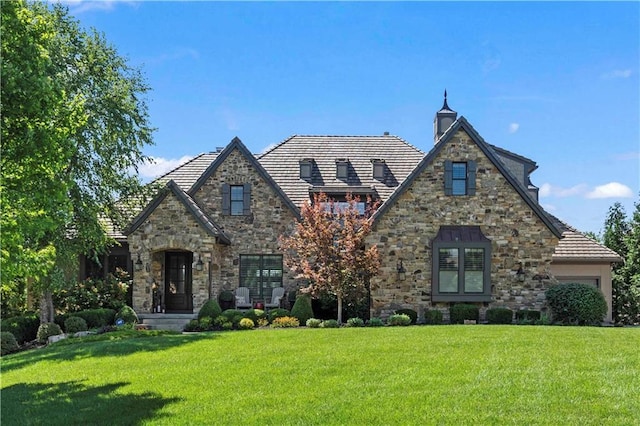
[
  {"x1": 397, "y1": 260, "x2": 406, "y2": 281},
  {"x1": 516, "y1": 263, "x2": 525, "y2": 282},
  {"x1": 135, "y1": 253, "x2": 143, "y2": 271},
  {"x1": 196, "y1": 254, "x2": 204, "y2": 271}
]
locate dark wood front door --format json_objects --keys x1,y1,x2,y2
[{"x1": 165, "y1": 251, "x2": 193, "y2": 313}]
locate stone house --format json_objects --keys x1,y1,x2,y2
[{"x1": 103, "y1": 96, "x2": 620, "y2": 324}]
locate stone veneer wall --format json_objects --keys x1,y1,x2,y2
[
  {"x1": 191, "y1": 148, "x2": 299, "y2": 297},
  {"x1": 128, "y1": 194, "x2": 219, "y2": 313},
  {"x1": 367, "y1": 128, "x2": 559, "y2": 321}
]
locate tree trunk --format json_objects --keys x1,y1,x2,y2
[
  {"x1": 337, "y1": 294, "x2": 343, "y2": 324},
  {"x1": 39, "y1": 291, "x2": 55, "y2": 323}
]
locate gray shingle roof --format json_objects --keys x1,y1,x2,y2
[
  {"x1": 258, "y1": 135, "x2": 425, "y2": 207},
  {"x1": 548, "y1": 214, "x2": 622, "y2": 262},
  {"x1": 152, "y1": 152, "x2": 221, "y2": 190}
]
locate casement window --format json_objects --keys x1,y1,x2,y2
[
  {"x1": 444, "y1": 160, "x2": 476, "y2": 196},
  {"x1": 239, "y1": 255, "x2": 283, "y2": 300},
  {"x1": 432, "y1": 226, "x2": 492, "y2": 302},
  {"x1": 221, "y1": 183, "x2": 251, "y2": 216}
]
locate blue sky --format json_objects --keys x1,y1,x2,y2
[{"x1": 62, "y1": 1, "x2": 639, "y2": 235}]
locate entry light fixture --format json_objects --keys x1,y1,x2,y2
[
  {"x1": 135, "y1": 253, "x2": 143, "y2": 272},
  {"x1": 397, "y1": 260, "x2": 406, "y2": 281},
  {"x1": 516, "y1": 263, "x2": 525, "y2": 282},
  {"x1": 196, "y1": 254, "x2": 204, "y2": 271}
]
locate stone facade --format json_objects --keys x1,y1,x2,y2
[
  {"x1": 128, "y1": 147, "x2": 299, "y2": 314},
  {"x1": 367, "y1": 128, "x2": 558, "y2": 320}
]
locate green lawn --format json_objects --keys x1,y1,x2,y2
[{"x1": 1, "y1": 326, "x2": 638, "y2": 425}]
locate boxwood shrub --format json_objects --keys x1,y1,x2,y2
[
  {"x1": 290, "y1": 295, "x2": 314, "y2": 325},
  {"x1": 64, "y1": 316, "x2": 88, "y2": 334},
  {"x1": 37, "y1": 323, "x2": 63, "y2": 343},
  {"x1": 1, "y1": 312, "x2": 39, "y2": 344},
  {"x1": 367, "y1": 317, "x2": 384, "y2": 327},
  {"x1": 1, "y1": 332, "x2": 19, "y2": 356},
  {"x1": 387, "y1": 314, "x2": 412, "y2": 326},
  {"x1": 345, "y1": 317, "x2": 365, "y2": 327},
  {"x1": 395, "y1": 309, "x2": 417, "y2": 324},
  {"x1": 198, "y1": 299, "x2": 223, "y2": 320},
  {"x1": 449, "y1": 304, "x2": 479, "y2": 324},
  {"x1": 424, "y1": 309, "x2": 443, "y2": 325},
  {"x1": 320, "y1": 319, "x2": 339, "y2": 328},
  {"x1": 545, "y1": 283, "x2": 607, "y2": 325},
  {"x1": 486, "y1": 308, "x2": 514, "y2": 324},
  {"x1": 306, "y1": 318, "x2": 322, "y2": 328},
  {"x1": 116, "y1": 306, "x2": 138, "y2": 325},
  {"x1": 73, "y1": 308, "x2": 117, "y2": 328},
  {"x1": 515, "y1": 309, "x2": 541, "y2": 324}
]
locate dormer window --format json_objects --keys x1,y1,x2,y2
[
  {"x1": 300, "y1": 159, "x2": 313, "y2": 180},
  {"x1": 336, "y1": 159, "x2": 349, "y2": 179},
  {"x1": 372, "y1": 159, "x2": 385, "y2": 180}
]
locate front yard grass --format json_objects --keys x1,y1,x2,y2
[{"x1": 1, "y1": 325, "x2": 638, "y2": 425}]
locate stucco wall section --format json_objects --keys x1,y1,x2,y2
[
  {"x1": 551, "y1": 262, "x2": 613, "y2": 323},
  {"x1": 368, "y1": 128, "x2": 559, "y2": 320}
]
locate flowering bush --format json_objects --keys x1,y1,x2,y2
[
  {"x1": 53, "y1": 269, "x2": 130, "y2": 313},
  {"x1": 271, "y1": 316, "x2": 300, "y2": 328},
  {"x1": 238, "y1": 318, "x2": 255, "y2": 330},
  {"x1": 306, "y1": 318, "x2": 322, "y2": 328}
]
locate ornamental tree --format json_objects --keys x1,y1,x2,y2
[
  {"x1": 1, "y1": 1, "x2": 155, "y2": 321},
  {"x1": 279, "y1": 193, "x2": 380, "y2": 324}
]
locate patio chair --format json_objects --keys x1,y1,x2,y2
[
  {"x1": 264, "y1": 287, "x2": 285, "y2": 310},
  {"x1": 234, "y1": 287, "x2": 252, "y2": 310}
]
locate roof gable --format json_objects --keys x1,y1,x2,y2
[
  {"x1": 372, "y1": 116, "x2": 563, "y2": 238},
  {"x1": 123, "y1": 180, "x2": 230, "y2": 244},
  {"x1": 188, "y1": 137, "x2": 300, "y2": 219}
]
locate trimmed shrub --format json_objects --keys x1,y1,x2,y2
[
  {"x1": 220, "y1": 309, "x2": 245, "y2": 326},
  {"x1": 37, "y1": 323, "x2": 63, "y2": 343},
  {"x1": 1, "y1": 332, "x2": 19, "y2": 356},
  {"x1": 268, "y1": 308, "x2": 291, "y2": 323},
  {"x1": 367, "y1": 317, "x2": 384, "y2": 327},
  {"x1": 486, "y1": 308, "x2": 514, "y2": 324},
  {"x1": 64, "y1": 316, "x2": 88, "y2": 334},
  {"x1": 243, "y1": 309, "x2": 266, "y2": 324},
  {"x1": 395, "y1": 309, "x2": 417, "y2": 324},
  {"x1": 449, "y1": 304, "x2": 479, "y2": 324},
  {"x1": 184, "y1": 319, "x2": 202, "y2": 332},
  {"x1": 1, "y1": 312, "x2": 39, "y2": 344},
  {"x1": 306, "y1": 318, "x2": 322, "y2": 328},
  {"x1": 345, "y1": 317, "x2": 365, "y2": 327},
  {"x1": 271, "y1": 316, "x2": 300, "y2": 328},
  {"x1": 321, "y1": 319, "x2": 339, "y2": 328},
  {"x1": 424, "y1": 310, "x2": 443, "y2": 325},
  {"x1": 116, "y1": 305, "x2": 138, "y2": 325},
  {"x1": 387, "y1": 314, "x2": 412, "y2": 326},
  {"x1": 545, "y1": 283, "x2": 607, "y2": 325},
  {"x1": 290, "y1": 295, "x2": 314, "y2": 325},
  {"x1": 238, "y1": 318, "x2": 255, "y2": 330},
  {"x1": 218, "y1": 290, "x2": 235, "y2": 311},
  {"x1": 198, "y1": 299, "x2": 222, "y2": 320},
  {"x1": 515, "y1": 310, "x2": 541, "y2": 324},
  {"x1": 73, "y1": 308, "x2": 117, "y2": 328}
]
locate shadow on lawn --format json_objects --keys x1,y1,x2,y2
[
  {"x1": 1, "y1": 332, "x2": 216, "y2": 373},
  {"x1": 1, "y1": 380, "x2": 181, "y2": 425}
]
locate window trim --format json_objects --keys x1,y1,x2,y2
[
  {"x1": 300, "y1": 159, "x2": 313, "y2": 180},
  {"x1": 221, "y1": 183, "x2": 252, "y2": 216},
  {"x1": 336, "y1": 159, "x2": 349, "y2": 180},
  {"x1": 431, "y1": 227, "x2": 491, "y2": 302}
]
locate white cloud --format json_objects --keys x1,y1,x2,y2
[
  {"x1": 138, "y1": 155, "x2": 193, "y2": 179},
  {"x1": 601, "y1": 69, "x2": 632, "y2": 79},
  {"x1": 586, "y1": 182, "x2": 634, "y2": 199},
  {"x1": 508, "y1": 123, "x2": 520, "y2": 134},
  {"x1": 57, "y1": 0, "x2": 138, "y2": 14},
  {"x1": 539, "y1": 183, "x2": 588, "y2": 198}
]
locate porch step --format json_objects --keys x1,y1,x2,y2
[{"x1": 138, "y1": 313, "x2": 197, "y2": 332}]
